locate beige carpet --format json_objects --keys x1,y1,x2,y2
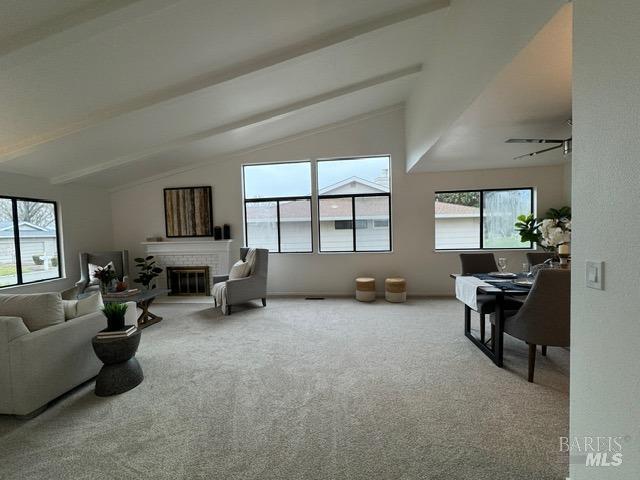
[{"x1": 0, "y1": 298, "x2": 569, "y2": 479}]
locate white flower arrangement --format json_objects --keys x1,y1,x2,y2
[{"x1": 540, "y1": 218, "x2": 571, "y2": 248}]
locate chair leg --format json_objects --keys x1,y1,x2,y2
[
  {"x1": 480, "y1": 314, "x2": 486, "y2": 343},
  {"x1": 541, "y1": 345, "x2": 547, "y2": 356},
  {"x1": 262, "y1": 298, "x2": 266, "y2": 307},
  {"x1": 528, "y1": 343, "x2": 537, "y2": 383}
]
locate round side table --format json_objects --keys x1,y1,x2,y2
[{"x1": 92, "y1": 329, "x2": 143, "y2": 397}]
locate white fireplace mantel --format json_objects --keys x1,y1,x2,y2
[
  {"x1": 141, "y1": 239, "x2": 233, "y2": 256},
  {"x1": 141, "y1": 240, "x2": 234, "y2": 291}
]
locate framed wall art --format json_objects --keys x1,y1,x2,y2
[{"x1": 163, "y1": 186, "x2": 213, "y2": 237}]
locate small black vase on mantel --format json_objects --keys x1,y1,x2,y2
[
  {"x1": 223, "y1": 224, "x2": 231, "y2": 240},
  {"x1": 214, "y1": 226, "x2": 222, "y2": 240}
]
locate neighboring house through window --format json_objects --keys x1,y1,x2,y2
[
  {"x1": 242, "y1": 156, "x2": 392, "y2": 253},
  {"x1": 0, "y1": 196, "x2": 62, "y2": 288},
  {"x1": 317, "y1": 156, "x2": 391, "y2": 252},
  {"x1": 434, "y1": 188, "x2": 534, "y2": 250}
]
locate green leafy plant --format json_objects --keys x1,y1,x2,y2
[
  {"x1": 102, "y1": 302, "x2": 128, "y2": 331},
  {"x1": 133, "y1": 255, "x2": 163, "y2": 289},
  {"x1": 515, "y1": 213, "x2": 542, "y2": 245},
  {"x1": 514, "y1": 206, "x2": 572, "y2": 249},
  {"x1": 544, "y1": 206, "x2": 571, "y2": 222}
]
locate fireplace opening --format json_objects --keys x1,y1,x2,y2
[{"x1": 167, "y1": 266, "x2": 210, "y2": 296}]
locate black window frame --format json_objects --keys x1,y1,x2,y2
[
  {"x1": 0, "y1": 195, "x2": 63, "y2": 288},
  {"x1": 317, "y1": 155, "x2": 392, "y2": 253},
  {"x1": 434, "y1": 187, "x2": 534, "y2": 251},
  {"x1": 242, "y1": 162, "x2": 313, "y2": 254}
]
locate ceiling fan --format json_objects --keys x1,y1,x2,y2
[{"x1": 506, "y1": 120, "x2": 572, "y2": 160}]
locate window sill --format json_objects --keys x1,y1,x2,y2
[
  {"x1": 0, "y1": 276, "x2": 66, "y2": 291},
  {"x1": 434, "y1": 248, "x2": 534, "y2": 253}
]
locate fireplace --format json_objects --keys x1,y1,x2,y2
[{"x1": 166, "y1": 266, "x2": 210, "y2": 296}]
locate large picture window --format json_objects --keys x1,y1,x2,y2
[
  {"x1": 434, "y1": 188, "x2": 533, "y2": 250},
  {"x1": 0, "y1": 196, "x2": 62, "y2": 288},
  {"x1": 243, "y1": 162, "x2": 312, "y2": 253},
  {"x1": 317, "y1": 156, "x2": 391, "y2": 252}
]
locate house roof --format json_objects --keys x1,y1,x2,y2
[
  {"x1": 247, "y1": 196, "x2": 389, "y2": 222},
  {"x1": 246, "y1": 199, "x2": 478, "y2": 221},
  {"x1": 434, "y1": 201, "x2": 479, "y2": 217},
  {"x1": 0, "y1": 221, "x2": 56, "y2": 238},
  {"x1": 319, "y1": 176, "x2": 389, "y2": 195}
]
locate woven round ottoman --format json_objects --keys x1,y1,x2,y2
[
  {"x1": 385, "y1": 277, "x2": 406, "y2": 303},
  {"x1": 355, "y1": 277, "x2": 376, "y2": 302}
]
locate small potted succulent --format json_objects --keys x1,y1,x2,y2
[{"x1": 102, "y1": 302, "x2": 128, "y2": 331}]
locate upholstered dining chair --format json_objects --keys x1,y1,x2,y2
[
  {"x1": 76, "y1": 251, "x2": 130, "y2": 293},
  {"x1": 212, "y1": 248, "x2": 268, "y2": 315},
  {"x1": 526, "y1": 252, "x2": 556, "y2": 267},
  {"x1": 458, "y1": 253, "x2": 522, "y2": 344},
  {"x1": 500, "y1": 268, "x2": 570, "y2": 382}
]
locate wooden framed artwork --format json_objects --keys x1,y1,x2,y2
[{"x1": 164, "y1": 186, "x2": 213, "y2": 237}]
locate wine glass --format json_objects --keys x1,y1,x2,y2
[{"x1": 498, "y1": 257, "x2": 508, "y2": 273}]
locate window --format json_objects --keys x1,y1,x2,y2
[
  {"x1": 243, "y1": 162, "x2": 312, "y2": 253},
  {"x1": 0, "y1": 196, "x2": 62, "y2": 288},
  {"x1": 434, "y1": 188, "x2": 533, "y2": 250},
  {"x1": 334, "y1": 220, "x2": 367, "y2": 230},
  {"x1": 317, "y1": 156, "x2": 391, "y2": 252}
]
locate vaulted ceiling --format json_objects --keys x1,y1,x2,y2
[
  {"x1": 0, "y1": 0, "x2": 448, "y2": 187},
  {"x1": 0, "y1": 0, "x2": 572, "y2": 188}
]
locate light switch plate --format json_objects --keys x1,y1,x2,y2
[{"x1": 586, "y1": 261, "x2": 604, "y2": 290}]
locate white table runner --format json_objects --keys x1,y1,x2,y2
[{"x1": 455, "y1": 276, "x2": 492, "y2": 310}]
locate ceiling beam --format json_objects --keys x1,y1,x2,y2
[
  {"x1": 50, "y1": 64, "x2": 421, "y2": 184},
  {"x1": 0, "y1": 0, "x2": 180, "y2": 67},
  {"x1": 0, "y1": 0, "x2": 448, "y2": 164}
]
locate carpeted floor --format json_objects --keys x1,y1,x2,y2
[{"x1": 0, "y1": 298, "x2": 569, "y2": 480}]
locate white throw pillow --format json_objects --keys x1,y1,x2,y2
[
  {"x1": 229, "y1": 260, "x2": 250, "y2": 280},
  {"x1": 76, "y1": 293, "x2": 104, "y2": 317},
  {"x1": 88, "y1": 261, "x2": 115, "y2": 285},
  {"x1": 62, "y1": 299, "x2": 78, "y2": 320},
  {"x1": 63, "y1": 293, "x2": 104, "y2": 320},
  {"x1": 0, "y1": 293, "x2": 65, "y2": 332}
]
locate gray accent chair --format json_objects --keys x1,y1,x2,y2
[
  {"x1": 499, "y1": 268, "x2": 570, "y2": 382},
  {"x1": 76, "y1": 251, "x2": 130, "y2": 294},
  {"x1": 213, "y1": 248, "x2": 268, "y2": 315},
  {"x1": 459, "y1": 253, "x2": 522, "y2": 343},
  {"x1": 526, "y1": 251, "x2": 556, "y2": 267}
]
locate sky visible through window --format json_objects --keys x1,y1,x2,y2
[{"x1": 243, "y1": 157, "x2": 390, "y2": 198}]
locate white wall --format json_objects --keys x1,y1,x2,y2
[
  {"x1": 111, "y1": 108, "x2": 567, "y2": 296},
  {"x1": 405, "y1": 0, "x2": 565, "y2": 170},
  {"x1": 571, "y1": 2, "x2": 640, "y2": 478},
  {"x1": 0, "y1": 171, "x2": 113, "y2": 293}
]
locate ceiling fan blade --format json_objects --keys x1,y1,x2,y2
[
  {"x1": 506, "y1": 138, "x2": 565, "y2": 144},
  {"x1": 513, "y1": 144, "x2": 563, "y2": 160}
]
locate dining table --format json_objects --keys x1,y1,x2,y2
[{"x1": 450, "y1": 273, "x2": 532, "y2": 367}]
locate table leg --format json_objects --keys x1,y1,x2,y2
[
  {"x1": 494, "y1": 293, "x2": 505, "y2": 367},
  {"x1": 464, "y1": 305, "x2": 471, "y2": 335},
  {"x1": 137, "y1": 297, "x2": 163, "y2": 329}
]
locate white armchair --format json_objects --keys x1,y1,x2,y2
[{"x1": 0, "y1": 299, "x2": 136, "y2": 417}]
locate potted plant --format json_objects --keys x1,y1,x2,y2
[
  {"x1": 102, "y1": 302, "x2": 128, "y2": 331},
  {"x1": 133, "y1": 255, "x2": 163, "y2": 290},
  {"x1": 515, "y1": 206, "x2": 572, "y2": 255},
  {"x1": 93, "y1": 264, "x2": 117, "y2": 295}
]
